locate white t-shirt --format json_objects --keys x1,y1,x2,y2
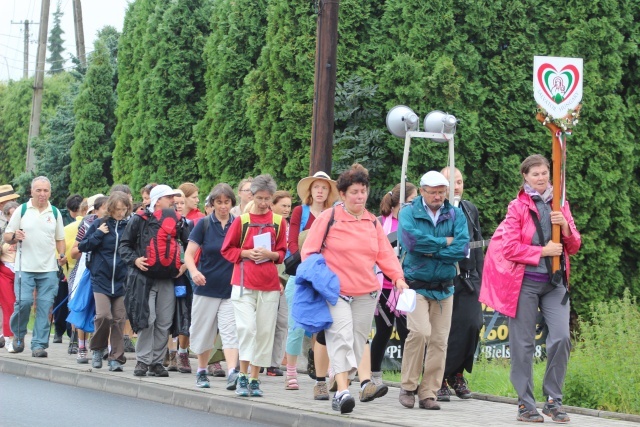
[{"x1": 5, "y1": 200, "x2": 65, "y2": 273}]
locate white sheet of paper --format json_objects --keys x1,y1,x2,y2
[
  {"x1": 253, "y1": 232, "x2": 272, "y2": 264},
  {"x1": 396, "y1": 289, "x2": 417, "y2": 313}
]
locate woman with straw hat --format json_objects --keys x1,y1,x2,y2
[{"x1": 283, "y1": 171, "x2": 338, "y2": 392}]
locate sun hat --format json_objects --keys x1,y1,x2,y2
[
  {"x1": 149, "y1": 185, "x2": 181, "y2": 211},
  {"x1": 86, "y1": 194, "x2": 105, "y2": 213},
  {"x1": 0, "y1": 185, "x2": 19, "y2": 203},
  {"x1": 419, "y1": 171, "x2": 450, "y2": 188},
  {"x1": 296, "y1": 171, "x2": 339, "y2": 205}
]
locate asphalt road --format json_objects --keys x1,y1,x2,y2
[{"x1": 0, "y1": 373, "x2": 270, "y2": 427}]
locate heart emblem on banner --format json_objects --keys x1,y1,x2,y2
[{"x1": 537, "y1": 64, "x2": 580, "y2": 105}]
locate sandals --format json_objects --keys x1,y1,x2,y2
[{"x1": 285, "y1": 374, "x2": 299, "y2": 390}]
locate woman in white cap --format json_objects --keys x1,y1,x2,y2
[{"x1": 283, "y1": 171, "x2": 338, "y2": 392}]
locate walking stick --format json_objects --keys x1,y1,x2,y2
[{"x1": 16, "y1": 240, "x2": 23, "y2": 348}]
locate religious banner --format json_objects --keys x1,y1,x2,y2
[{"x1": 533, "y1": 56, "x2": 583, "y2": 119}]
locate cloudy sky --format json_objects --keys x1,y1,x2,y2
[{"x1": 0, "y1": 0, "x2": 130, "y2": 82}]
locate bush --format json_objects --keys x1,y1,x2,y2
[{"x1": 564, "y1": 290, "x2": 640, "y2": 414}]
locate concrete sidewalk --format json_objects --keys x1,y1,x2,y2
[{"x1": 0, "y1": 335, "x2": 637, "y2": 427}]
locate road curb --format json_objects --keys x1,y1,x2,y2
[{"x1": 0, "y1": 357, "x2": 390, "y2": 427}]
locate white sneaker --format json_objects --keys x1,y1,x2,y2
[{"x1": 6, "y1": 339, "x2": 16, "y2": 353}]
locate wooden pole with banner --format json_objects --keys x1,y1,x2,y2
[
  {"x1": 535, "y1": 114, "x2": 562, "y2": 272},
  {"x1": 533, "y1": 56, "x2": 583, "y2": 273}
]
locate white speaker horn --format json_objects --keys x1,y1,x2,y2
[
  {"x1": 386, "y1": 105, "x2": 419, "y2": 138},
  {"x1": 423, "y1": 110, "x2": 457, "y2": 143}
]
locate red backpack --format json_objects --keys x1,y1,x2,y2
[{"x1": 137, "y1": 208, "x2": 184, "y2": 279}]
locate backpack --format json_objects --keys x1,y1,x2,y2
[
  {"x1": 138, "y1": 208, "x2": 185, "y2": 279},
  {"x1": 20, "y1": 203, "x2": 59, "y2": 220},
  {"x1": 239, "y1": 212, "x2": 283, "y2": 248}
]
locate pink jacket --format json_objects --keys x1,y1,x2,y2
[{"x1": 479, "y1": 190, "x2": 581, "y2": 318}]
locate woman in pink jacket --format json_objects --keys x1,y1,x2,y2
[
  {"x1": 480, "y1": 154, "x2": 581, "y2": 423},
  {"x1": 302, "y1": 163, "x2": 409, "y2": 414}
]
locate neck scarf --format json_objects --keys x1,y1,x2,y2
[{"x1": 524, "y1": 183, "x2": 553, "y2": 203}]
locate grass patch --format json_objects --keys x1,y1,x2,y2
[{"x1": 383, "y1": 291, "x2": 640, "y2": 415}]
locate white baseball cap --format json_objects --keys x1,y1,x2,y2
[
  {"x1": 419, "y1": 171, "x2": 449, "y2": 187},
  {"x1": 87, "y1": 194, "x2": 105, "y2": 213},
  {"x1": 149, "y1": 185, "x2": 181, "y2": 211}
]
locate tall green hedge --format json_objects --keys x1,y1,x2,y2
[
  {"x1": 193, "y1": 0, "x2": 268, "y2": 192},
  {"x1": 70, "y1": 36, "x2": 117, "y2": 196}
]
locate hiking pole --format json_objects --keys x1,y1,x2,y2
[{"x1": 16, "y1": 239, "x2": 23, "y2": 349}]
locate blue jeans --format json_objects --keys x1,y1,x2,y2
[
  {"x1": 10, "y1": 271, "x2": 59, "y2": 350},
  {"x1": 284, "y1": 275, "x2": 306, "y2": 356}
]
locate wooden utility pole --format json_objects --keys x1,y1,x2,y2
[
  {"x1": 26, "y1": 0, "x2": 50, "y2": 172},
  {"x1": 11, "y1": 20, "x2": 37, "y2": 78},
  {"x1": 23, "y1": 21, "x2": 29, "y2": 78},
  {"x1": 72, "y1": 0, "x2": 86, "y2": 68},
  {"x1": 309, "y1": 0, "x2": 340, "y2": 175}
]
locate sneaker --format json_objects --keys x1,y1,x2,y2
[
  {"x1": 436, "y1": 380, "x2": 451, "y2": 402},
  {"x1": 108, "y1": 360, "x2": 123, "y2": 372},
  {"x1": 68, "y1": 340, "x2": 78, "y2": 355},
  {"x1": 148, "y1": 363, "x2": 169, "y2": 377},
  {"x1": 6, "y1": 339, "x2": 16, "y2": 353},
  {"x1": 77, "y1": 347, "x2": 89, "y2": 364},
  {"x1": 307, "y1": 348, "x2": 316, "y2": 379},
  {"x1": 167, "y1": 351, "x2": 178, "y2": 371},
  {"x1": 267, "y1": 366, "x2": 283, "y2": 376},
  {"x1": 249, "y1": 379, "x2": 263, "y2": 397},
  {"x1": 12, "y1": 337, "x2": 25, "y2": 354},
  {"x1": 163, "y1": 350, "x2": 170, "y2": 367},
  {"x1": 399, "y1": 388, "x2": 416, "y2": 409},
  {"x1": 419, "y1": 397, "x2": 441, "y2": 410},
  {"x1": 450, "y1": 373, "x2": 472, "y2": 399},
  {"x1": 314, "y1": 381, "x2": 330, "y2": 400},
  {"x1": 0, "y1": 335, "x2": 4, "y2": 348},
  {"x1": 235, "y1": 374, "x2": 249, "y2": 397},
  {"x1": 359, "y1": 381, "x2": 388, "y2": 402},
  {"x1": 328, "y1": 369, "x2": 337, "y2": 392},
  {"x1": 196, "y1": 371, "x2": 210, "y2": 388},
  {"x1": 543, "y1": 399, "x2": 570, "y2": 423},
  {"x1": 92, "y1": 350, "x2": 104, "y2": 369},
  {"x1": 52, "y1": 333, "x2": 62, "y2": 344},
  {"x1": 226, "y1": 369, "x2": 239, "y2": 390},
  {"x1": 332, "y1": 392, "x2": 356, "y2": 414},
  {"x1": 209, "y1": 361, "x2": 226, "y2": 377},
  {"x1": 134, "y1": 361, "x2": 149, "y2": 377},
  {"x1": 517, "y1": 404, "x2": 544, "y2": 423},
  {"x1": 177, "y1": 351, "x2": 192, "y2": 373},
  {"x1": 32, "y1": 348, "x2": 48, "y2": 358},
  {"x1": 123, "y1": 335, "x2": 136, "y2": 353}
]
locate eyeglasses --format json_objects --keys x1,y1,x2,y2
[
  {"x1": 239, "y1": 189, "x2": 252, "y2": 193},
  {"x1": 422, "y1": 189, "x2": 447, "y2": 197}
]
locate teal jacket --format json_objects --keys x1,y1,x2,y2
[{"x1": 398, "y1": 198, "x2": 469, "y2": 299}]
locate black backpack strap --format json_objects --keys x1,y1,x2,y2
[{"x1": 529, "y1": 209, "x2": 554, "y2": 281}]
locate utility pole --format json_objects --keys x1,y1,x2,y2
[
  {"x1": 11, "y1": 20, "x2": 38, "y2": 79},
  {"x1": 309, "y1": 0, "x2": 340, "y2": 175},
  {"x1": 72, "y1": 0, "x2": 86, "y2": 68},
  {"x1": 26, "y1": 0, "x2": 50, "y2": 172}
]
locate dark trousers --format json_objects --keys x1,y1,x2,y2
[
  {"x1": 52, "y1": 280, "x2": 71, "y2": 338},
  {"x1": 370, "y1": 288, "x2": 409, "y2": 372}
]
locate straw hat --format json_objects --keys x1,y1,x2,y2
[
  {"x1": 296, "y1": 171, "x2": 339, "y2": 205},
  {"x1": 0, "y1": 185, "x2": 19, "y2": 203}
]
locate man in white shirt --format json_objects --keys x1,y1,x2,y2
[{"x1": 3, "y1": 176, "x2": 66, "y2": 357}]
